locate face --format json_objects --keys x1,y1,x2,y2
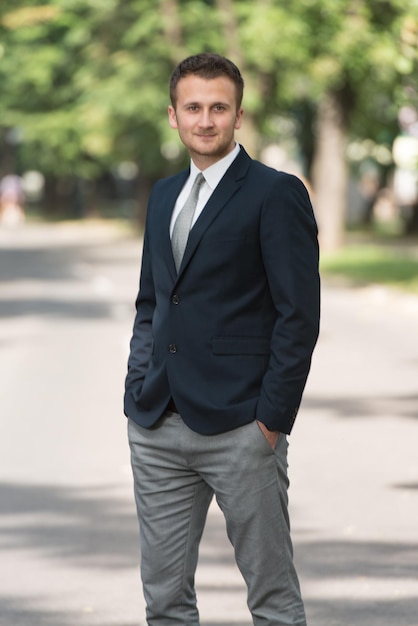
[{"x1": 168, "y1": 74, "x2": 243, "y2": 169}]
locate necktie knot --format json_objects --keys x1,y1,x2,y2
[{"x1": 171, "y1": 173, "x2": 205, "y2": 272}]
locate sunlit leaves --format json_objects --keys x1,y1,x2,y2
[{"x1": 1, "y1": 0, "x2": 418, "y2": 180}]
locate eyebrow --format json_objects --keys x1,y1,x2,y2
[{"x1": 182, "y1": 101, "x2": 232, "y2": 108}]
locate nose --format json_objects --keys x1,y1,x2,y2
[{"x1": 198, "y1": 108, "x2": 214, "y2": 128}]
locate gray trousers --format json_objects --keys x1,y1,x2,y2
[{"x1": 128, "y1": 413, "x2": 306, "y2": 626}]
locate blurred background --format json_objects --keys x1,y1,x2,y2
[
  {"x1": 1, "y1": 2, "x2": 418, "y2": 626},
  {"x1": 1, "y1": 0, "x2": 418, "y2": 257}
]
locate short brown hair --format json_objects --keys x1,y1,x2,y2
[{"x1": 169, "y1": 53, "x2": 244, "y2": 110}]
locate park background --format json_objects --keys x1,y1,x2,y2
[
  {"x1": 1, "y1": 0, "x2": 418, "y2": 282},
  {"x1": 1, "y1": 2, "x2": 418, "y2": 626}
]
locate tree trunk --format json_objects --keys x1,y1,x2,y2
[
  {"x1": 159, "y1": 0, "x2": 185, "y2": 63},
  {"x1": 311, "y1": 92, "x2": 348, "y2": 251},
  {"x1": 215, "y1": 0, "x2": 260, "y2": 157}
]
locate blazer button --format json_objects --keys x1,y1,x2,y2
[
  {"x1": 169, "y1": 344, "x2": 177, "y2": 354},
  {"x1": 172, "y1": 294, "x2": 180, "y2": 305}
]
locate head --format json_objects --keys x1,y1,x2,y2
[
  {"x1": 169, "y1": 53, "x2": 244, "y2": 113},
  {"x1": 168, "y1": 53, "x2": 244, "y2": 169}
]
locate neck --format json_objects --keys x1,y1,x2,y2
[{"x1": 190, "y1": 142, "x2": 237, "y2": 171}]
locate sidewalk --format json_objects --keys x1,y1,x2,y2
[{"x1": 0, "y1": 220, "x2": 417, "y2": 625}]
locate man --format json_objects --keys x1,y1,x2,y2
[{"x1": 125, "y1": 53, "x2": 320, "y2": 626}]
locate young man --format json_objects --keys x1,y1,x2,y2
[{"x1": 125, "y1": 53, "x2": 320, "y2": 626}]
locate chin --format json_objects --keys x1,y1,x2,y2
[{"x1": 195, "y1": 142, "x2": 226, "y2": 156}]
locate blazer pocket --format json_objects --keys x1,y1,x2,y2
[{"x1": 211, "y1": 336, "x2": 270, "y2": 355}]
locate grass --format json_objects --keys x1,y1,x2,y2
[{"x1": 320, "y1": 240, "x2": 418, "y2": 295}]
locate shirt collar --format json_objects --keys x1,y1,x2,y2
[{"x1": 190, "y1": 143, "x2": 241, "y2": 189}]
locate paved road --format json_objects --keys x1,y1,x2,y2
[{"x1": 0, "y1": 221, "x2": 417, "y2": 626}]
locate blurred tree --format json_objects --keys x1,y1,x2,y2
[
  {"x1": 0, "y1": 0, "x2": 417, "y2": 239},
  {"x1": 297, "y1": 0, "x2": 418, "y2": 247}
]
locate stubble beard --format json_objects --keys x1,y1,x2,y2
[{"x1": 189, "y1": 133, "x2": 234, "y2": 161}]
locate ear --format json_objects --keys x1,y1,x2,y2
[
  {"x1": 234, "y1": 108, "x2": 244, "y2": 130},
  {"x1": 168, "y1": 105, "x2": 178, "y2": 129}
]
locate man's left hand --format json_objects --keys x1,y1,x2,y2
[{"x1": 256, "y1": 420, "x2": 279, "y2": 450}]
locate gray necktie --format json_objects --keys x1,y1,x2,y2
[{"x1": 172, "y1": 173, "x2": 205, "y2": 272}]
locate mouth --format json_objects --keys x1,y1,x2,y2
[{"x1": 196, "y1": 133, "x2": 216, "y2": 138}]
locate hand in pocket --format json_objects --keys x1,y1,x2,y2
[{"x1": 256, "y1": 420, "x2": 279, "y2": 450}]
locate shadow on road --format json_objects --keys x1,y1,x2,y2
[
  {"x1": 1, "y1": 481, "x2": 417, "y2": 626},
  {"x1": 0, "y1": 230, "x2": 137, "y2": 285},
  {"x1": 304, "y1": 393, "x2": 418, "y2": 420},
  {"x1": 0, "y1": 482, "x2": 138, "y2": 569},
  {"x1": 305, "y1": 597, "x2": 418, "y2": 626},
  {"x1": 0, "y1": 246, "x2": 85, "y2": 283},
  {"x1": 0, "y1": 298, "x2": 112, "y2": 319},
  {"x1": 0, "y1": 598, "x2": 136, "y2": 626},
  {"x1": 0, "y1": 236, "x2": 135, "y2": 320}
]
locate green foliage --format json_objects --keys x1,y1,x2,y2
[
  {"x1": 321, "y1": 243, "x2": 418, "y2": 294},
  {"x1": 0, "y1": 0, "x2": 418, "y2": 183}
]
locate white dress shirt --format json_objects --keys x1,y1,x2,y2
[{"x1": 169, "y1": 143, "x2": 241, "y2": 237}]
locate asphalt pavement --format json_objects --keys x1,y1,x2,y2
[{"x1": 0, "y1": 220, "x2": 417, "y2": 626}]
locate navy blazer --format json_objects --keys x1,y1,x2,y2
[{"x1": 124, "y1": 146, "x2": 320, "y2": 435}]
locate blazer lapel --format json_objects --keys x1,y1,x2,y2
[{"x1": 176, "y1": 147, "x2": 252, "y2": 278}]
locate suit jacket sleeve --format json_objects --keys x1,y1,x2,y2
[{"x1": 257, "y1": 174, "x2": 320, "y2": 434}]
